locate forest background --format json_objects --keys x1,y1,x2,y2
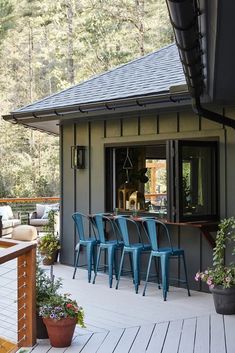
[{"x1": 0, "y1": 0, "x2": 172, "y2": 197}]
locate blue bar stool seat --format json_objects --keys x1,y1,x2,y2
[
  {"x1": 92, "y1": 214, "x2": 124, "y2": 288},
  {"x1": 72, "y1": 212, "x2": 100, "y2": 283},
  {"x1": 141, "y1": 218, "x2": 190, "y2": 301},
  {"x1": 115, "y1": 216, "x2": 151, "y2": 294}
]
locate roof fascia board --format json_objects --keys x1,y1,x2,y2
[{"x1": 4, "y1": 92, "x2": 190, "y2": 122}]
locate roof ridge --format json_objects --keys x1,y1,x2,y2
[{"x1": 16, "y1": 43, "x2": 175, "y2": 112}]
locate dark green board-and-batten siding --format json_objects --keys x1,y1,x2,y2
[{"x1": 60, "y1": 108, "x2": 235, "y2": 291}]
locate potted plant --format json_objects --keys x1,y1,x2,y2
[
  {"x1": 36, "y1": 264, "x2": 62, "y2": 338},
  {"x1": 38, "y1": 210, "x2": 60, "y2": 265},
  {"x1": 39, "y1": 293, "x2": 85, "y2": 347},
  {"x1": 195, "y1": 217, "x2": 235, "y2": 314}
]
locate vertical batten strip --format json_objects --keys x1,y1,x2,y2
[
  {"x1": 156, "y1": 114, "x2": 159, "y2": 134},
  {"x1": 88, "y1": 122, "x2": 91, "y2": 214},
  {"x1": 59, "y1": 125, "x2": 64, "y2": 244},
  {"x1": 73, "y1": 124, "x2": 77, "y2": 257}
]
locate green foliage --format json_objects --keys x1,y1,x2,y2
[
  {"x1": 36, "y1": 263, "x2": 62, "y2": 308},
  {"x1": 38, "y1": 233, "x2": 60, "y2": 257},
  {"x1": 195, "y1": 217, "x2": 235, "y2": 288},
  {"x1": 39, "y1": 293, "x2": 85, "y2": 327},
  {"x1": 0, "y1": 0, "x2": 172, "y2": 198},
  {"x1": 38, "y1": 210, "x2": 60, "y2": 257}
]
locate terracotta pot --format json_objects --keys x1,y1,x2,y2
[
  {"x1": 43, "y1": 317, "x2": 77, "y2": 347},
  {"x1": 210, "y1": 285, "x2": 235, "y2": 315},
  {"x1": 36, "y1": 312, "x2": 48, "y2": 339}
]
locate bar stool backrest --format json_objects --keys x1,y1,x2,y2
[
  {"x1": 142, "y1": 218, "x2": 173, "y2": 252},
  {"x1": 93, "y1": 214, "x2": 121, "y2": 243},
  {"x1": 115, "y1": 216, "x2": 143, "y2": 247}
]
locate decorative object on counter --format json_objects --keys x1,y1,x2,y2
[
  {"x1": 39, "y1": 293, "x2": 85, "y2": 347},
  {"x1": 195, "y1": 217, "x2": 235, "y2": 314}
]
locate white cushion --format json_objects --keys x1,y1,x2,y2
[
  {"x1": 12, "y1": 225, "x2": 37, "y2": 241},
  {"x1": 29, "y1": 218, "x2": 49, "y2": 226},
  {"x1": 41, "y1": 205, "x2": 53, "y2": 219},
  {"x1": 0, "y1": 206, "x2": 9, "y2": 221},
  {"x1": 2, "y1": 220, "x2": 13, "y2": 228},
  {"x1": 6, "y1": 206, "x2": 14, "y2": 219},
  {"x1": 36, "y1": 204, "x2": 46, "y2": 219},
  {"x1": 12, "y1": 219, "x2": 21, "y2": 227},
  {"x1": 36, "y1": 203, "x2": 59, "y2": 219}
]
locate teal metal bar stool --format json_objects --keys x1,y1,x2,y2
[
  {"x1": 92, "y1": 214, "x2": 123, "y2": 288},
  {"x1": 141, "y1": 218, "x2": 190, "y2": 301},
  {"x1": 115, "y1": 216, "x2": 151, "y2": 294},
  {"x1": 72, "y1": 212, "x2": 100, "y2": 283}
]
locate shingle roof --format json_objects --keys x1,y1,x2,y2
[{"x1": 14, "y1": 43, "x2": 185, "y2": 114}]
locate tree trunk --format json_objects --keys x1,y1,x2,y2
[
  {"x1": 135, "y1": 0, "x2": 145, "y2": 56},
  {"x1": 66, "y1": 0, "x2": 75, "y2": 85}
]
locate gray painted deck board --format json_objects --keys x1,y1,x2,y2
[
  {"x1": 146, "y1": 322, "x2": 169, "y2": 353},
  {"x1": 224, "y1": 316, "x2": 235, "y2": 353},
  {"x1": 210, "y1": 314, "x2": 226, "y2": 353},
  {"x1": 178, "y1": 318, "x2": 196, "y2": 353},
  {"x1": 129, "y1": 323, "x2": 155, "y2": 353},
  {"x1": 113, "y1": 326, "x2": 139, "y2": 353},
  {"x1": 194, "y1": 315, "x2": 210, "y2": 353},
  {"x1": 65, "y1": 334, "x2": 93, "y2": 352},
  {"x1": 77, "y1": 332, "x2": 108, "y2": 353},
  {"x1": 96, "y1": 328, "x2": 124, "y2": 353},
  {"x1": 161, "y1": 320, "x2": 183, "y2": 353}
]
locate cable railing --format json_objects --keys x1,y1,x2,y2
[{"x1": 0, "y1": 239, "x2": 36, "y2": 352}]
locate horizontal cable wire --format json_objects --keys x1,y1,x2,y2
[{"x1": 0, "y1": 261, "x2": 18, "y2": 346}]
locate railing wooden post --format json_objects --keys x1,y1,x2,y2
[{"x1": 18, "y1": 246, "x2": 36, "y2": 347}]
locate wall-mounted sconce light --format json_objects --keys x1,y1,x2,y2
[{"x1": 71, "y1": 145, "x2": 86, "y2": 169}]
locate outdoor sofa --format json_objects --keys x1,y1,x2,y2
[{"x1": 0, "y1": 205, "x2": 21, "y2": 237}]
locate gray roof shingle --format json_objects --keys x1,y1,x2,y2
[{"x1": 14, "y1": 43, "x2": 185, "y2": 114}]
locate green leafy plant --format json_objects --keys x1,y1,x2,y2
[
  {"x1": 38, "y1": 233, "x2": 60, "y2": 259},
  {"x1": 36, "y1": 263, "x2": 62, "y2": 308},
  {"x1": 195, "y1": 217, "x2": 235, "y2": 288},
  {"x1": 39, "y1": 293, "x2": 85, "y2": 328},
  {"x1": 38, "y1": 210, "x2": 60, "y2": 259}
]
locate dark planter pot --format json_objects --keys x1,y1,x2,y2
[
  {"x1": 43, "y1": 317, "x2": 77, "y2": 347},
  {"x1": 42, "y1": 250, "x2": 59, "y2": 266},
  {"x1": 210, "y1": 286, "x2": 235, "y2": 315},
  {"x1": 36, "y1": 313, "x2": 49, "y2": 339}
]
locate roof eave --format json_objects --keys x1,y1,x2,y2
[{"x1": 3, "y1": 91, "x2": 190, "y2": 124}]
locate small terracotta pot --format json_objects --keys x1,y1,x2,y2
[{"x1": 43, "y1": 317, "x2": 77, "y2": 347}]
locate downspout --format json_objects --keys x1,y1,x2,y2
[{"x1": 166, "y1": 0, "x2": 235, "y2": 129}]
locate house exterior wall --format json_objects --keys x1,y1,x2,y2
[{"x1": 60, "y1": 107, "x2": 235, "y2": 290}]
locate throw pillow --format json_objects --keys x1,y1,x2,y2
[
  {"x1": 41, "y1": 205, "x2": 52, "y2": 219},
  {"x1": 42, "y1": 203, "x2": 59, "y2": 219},
  {"x1": 6, "y1": 205, "x2": 14, "y2": 219},
  {"x1": 36, "y1": 204, "x2": 46, "y2": 219}
]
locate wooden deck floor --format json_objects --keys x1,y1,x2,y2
[
  {"x1": 18, "y1": 265, "x2": 235, "y2": 353},
  {"x1": 29, "y1": 314, "x2": 235, "y2": 353}
]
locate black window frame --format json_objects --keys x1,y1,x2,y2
[
  {"x1": 105, "y1": 139, "x2": 219, "y2": 222},
  {"x1": 167, "y1": 139, "x2": 219, "y2": 222}
]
